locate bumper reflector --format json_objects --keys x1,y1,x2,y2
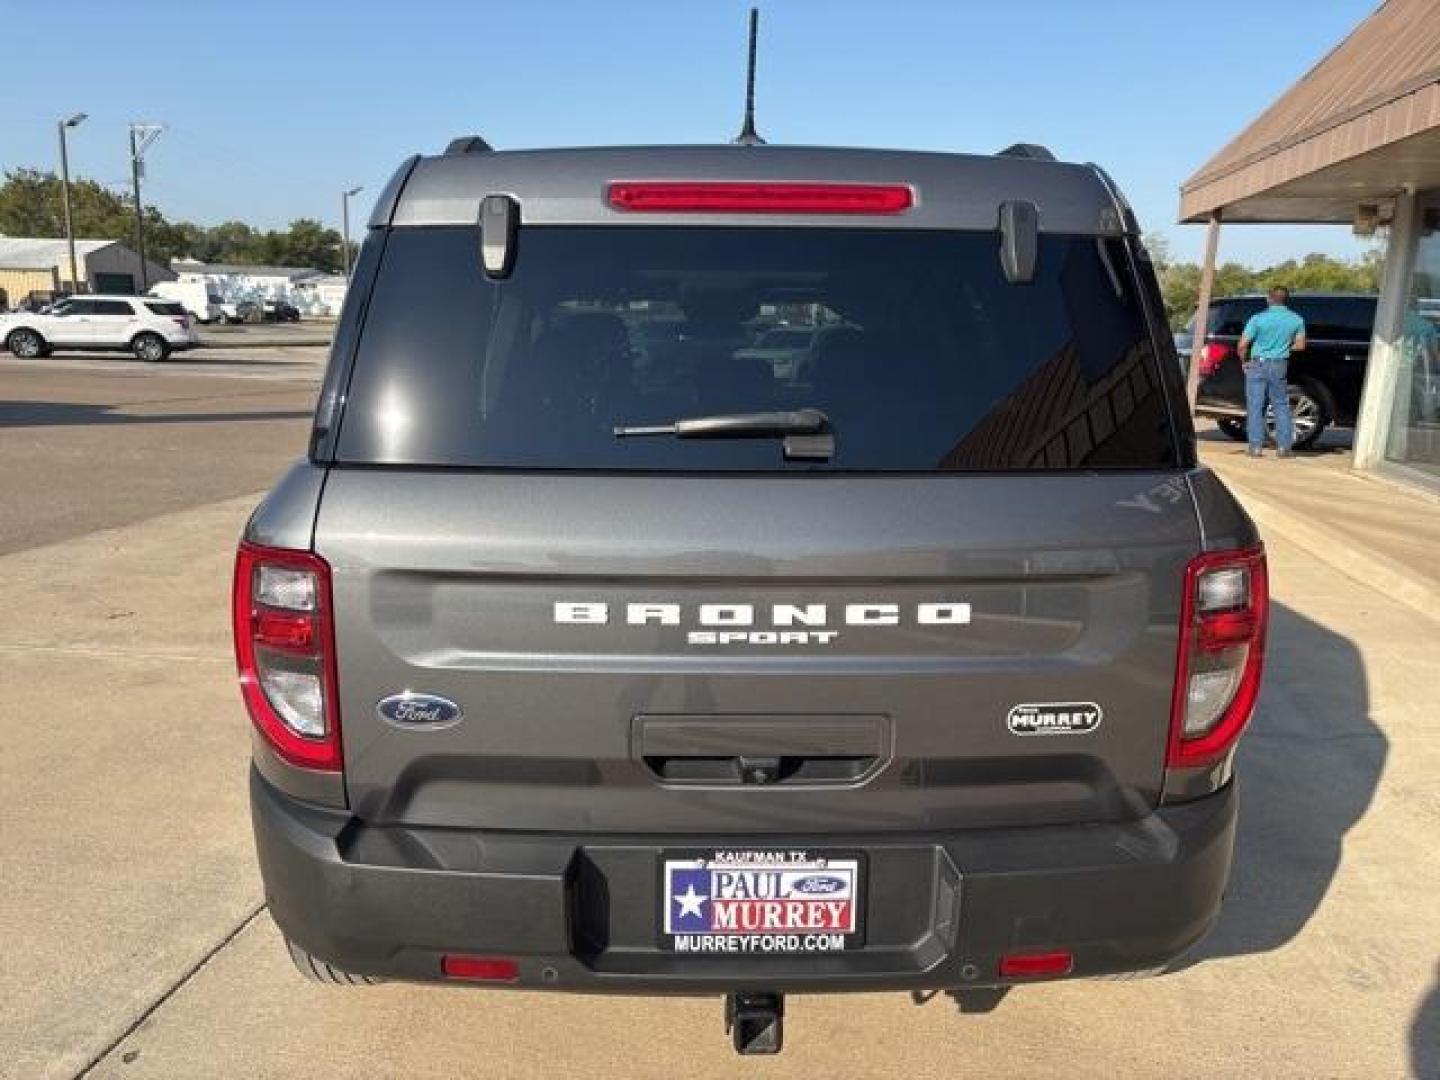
[
  {"x1": 441, "y1": 955, "x2": 520, "y2": 982},
  {"x1": 999, "y1": 950, "x2": 1074, "y2": 978}
]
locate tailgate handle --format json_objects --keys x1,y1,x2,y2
[{"x1": 634, "y1": 715, "x2": 889, "y2": 787}]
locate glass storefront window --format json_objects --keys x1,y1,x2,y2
[{"x1": 1385, "y1": 199, "x2": 1440, "y2": 479}]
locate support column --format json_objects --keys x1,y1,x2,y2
[
  {"x1": 1353, "y1": 190, "x2": 1421, "y2": 470},
  {"x1": 1185, "y1": 211, "x2": 1223, "y2": 410}
]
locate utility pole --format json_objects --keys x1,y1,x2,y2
[
  {"x1": 341, "y1": 186, "x2": 363, "y2": 279},
  {"x1": 127, "y1": 123, "x2": 164, "y2": 291},
  {"x1": 57, "y1": 113, "x2": 87, "y2": 295}
]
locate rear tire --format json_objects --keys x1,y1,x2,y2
[
  {"x1": 6, "y1": 328, "x2": 47, "y2": 358},
  {"x1": 1283, "y1": 381, "x2": 1328, "y2": 450},
  {"x1": 132, "y1": 332, "x2": 170, "y2": 362},
  {"x1": 1216, "y1": 418, "x2": 1248, "y2": 442},
  {"x1": 284, "y1": 937, "x2": 383, "y2": 985}
]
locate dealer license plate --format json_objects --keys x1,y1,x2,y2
[{"x1": 660, "y1": 850, "x2": 864, "y2": 954}]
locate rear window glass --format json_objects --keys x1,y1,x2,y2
[
  {"x1": 1291, "y1": 297, "x2": 1374, "y2": 339},
  {"x1": 1210, "y1": 300, "x2": 1263, "y2": 336},
  {"x1": 94, "y1": 300, "x2": 135, "y2": 316},
  {"x1": 337, "y1": 227, "x2": 1177, "y2": 472},
  {"x1": 144, "y1": 301, "x2": 186, "y2": 316}
]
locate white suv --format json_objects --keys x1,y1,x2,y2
[{"x1": 1, "y1": 294, "x2": 201, "y2": 362}]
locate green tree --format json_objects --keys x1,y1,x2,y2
[
  {"x1": 198, "y1": 221, "x2": 264, "y2": 264},
  {"x1": 0, "y1": 167, "x2": 190, "y2": 265},
  {"x1": 1152, "y1": 248, "x2": 1382, "y2": 329},
  {"x1": 1142, "y1": 232, "x2": 1172, "y2": 271},
  {"x1": 1158, "y1": 263, "x2": 1202, "y2": 329},
  {"x1": 274, "y1": 218, "x2": 345, "y2": 272},
  {"x1": 0, "y1": 169, "x2": 352, "y2": 273}
]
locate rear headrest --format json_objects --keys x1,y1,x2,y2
[
  {"x1": 500, "y1": 312, "x2": 632, "y2": 416},
  {"x1": 535, "y1": 313, "x2": 630, "y2": 368}
]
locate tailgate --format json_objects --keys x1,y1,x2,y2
[{"x1": 318, "y1": 469, "x2": 1197, "y2": 833}]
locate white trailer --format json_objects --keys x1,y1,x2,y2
[{"x1": 148, "y1": 280, "x2": 225, "y2": 324}]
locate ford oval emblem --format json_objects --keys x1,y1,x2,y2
[
  {"x1": 791, "y1": 875, "x2": 846, "y2": 896},
  {"x1": 376, "y1": 692, "x2": 463, "y2": 729}
]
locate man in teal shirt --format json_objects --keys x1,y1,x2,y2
[{"x1": 1239, "y1": 286, "x2": 1307, "y2": 457}]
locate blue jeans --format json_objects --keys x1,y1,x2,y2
[{"x1": 1244, "y1": 358, "x2": 1292, "y2": 451}]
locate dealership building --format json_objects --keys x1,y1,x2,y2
[{"x1": 1181, "y1": 0, "x2": 1440, "y2": 490}]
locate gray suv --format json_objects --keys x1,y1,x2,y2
[{"x1": 234, "y1": 140, "x2": 1267, "y2": 1054}]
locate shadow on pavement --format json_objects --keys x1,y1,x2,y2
[
  {"x1": 0, "y1": 401, "x2": 312, "y2": 428},
  {"x1": 1415, "y1": 968, "x2": 1440, "y2": 1079},
  {"x1": 1184, "y1": 602, "x2": 1386, "y2": 965},
  {"x1": 35, "y1": 351, "x2": 319, "y2": 368},
  {"x1": 180, "y1": 356, "x2": 319, "y2": 367},
  {"x1": 1195, "y1": 422, "x2": 1353, "y2": 456}
]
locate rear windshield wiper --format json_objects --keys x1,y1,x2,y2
[
  {"x1": 613, "y1": 408, "x2": 828, "y2": 439},
  {"x1": 613, "y1": 408, "x2": 833, "y2": 461}
]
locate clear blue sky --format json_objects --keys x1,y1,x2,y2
[{"x1": 0, "y1": 0, "x2": 1379, "y2": 267}]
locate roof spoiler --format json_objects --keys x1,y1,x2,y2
[
  {"x1": 445, "y1": 135, "x2": 493, "y2": 155},
  {"x1": 996, "y1": 143, "x2": 1056, "y2": 162}
]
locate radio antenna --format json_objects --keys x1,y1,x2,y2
[{"x1": 733, "y1": 7, "x2": 766, "y2": 145}]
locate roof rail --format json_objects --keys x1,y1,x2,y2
[
  {"x1": 996, "y1": 143, "x2": 1056, "y2": 162},
  {"x1": 444, "y1": 136, "x2": 493, "y2": 155}
]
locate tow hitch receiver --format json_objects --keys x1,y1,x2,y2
[{"x1": 725, "y1": 992, "x2": 784, "y2": 1055}]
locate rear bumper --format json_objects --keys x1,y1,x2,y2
[{"x1": 251, "y1": 768, "x2": 1237, "y2": 993}]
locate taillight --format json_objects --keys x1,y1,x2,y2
[
  {"x1": 1168, "y1": 547, "x2": 1268, "y2": 770},
  {"x1": 606, "y1": 181, "x2": 914, "y2": 214},
  {"x1": 441, "y1": 955, "x2": 520, "y2": 982},
  {"x1": 1197, "y1": 341, "x2": 1232, "y2": 377},
  {"x1": 232, "y1": 542, "x2": 342, "y2": 771}
]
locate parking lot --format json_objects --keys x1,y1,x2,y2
[{"x1": 1, "y1": 349, "x2": 1437, "y2": 1079}]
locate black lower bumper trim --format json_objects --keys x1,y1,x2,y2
[{"x1": 251, "y1": 767, "x2": 1236, "y2": 993}]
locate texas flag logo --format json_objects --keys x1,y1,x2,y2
[{"x1": 664, "y1": 858, "x2": 858, "y2": 936}]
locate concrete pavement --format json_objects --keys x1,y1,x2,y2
[
  {"x1": 0, "y1": 495, "x2": 265, "y2": 1079},
  {"x1": 198, "y1": 323, "x2": 333, "y2": 349},
  {"x1": 2, "y1": 347, "x2": 328, "y2": 382},
  {"x1": 0, "y1": 359, "x2": 319, "y2": 554},
  {"x1": 1, "y1": 374, "x2": 1437, "y2": 1078},
  {"x1": 1199, "y1": 433, "x2": 1440, "y2": 620}
]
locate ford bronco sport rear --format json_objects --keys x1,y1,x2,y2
[{"x1": 236, "y1": 139, "x2": 1265, "y2": 1054}]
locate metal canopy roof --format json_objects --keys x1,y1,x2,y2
[
  {"x1": 0, "y1": 237, "x2": 117, "y2": 268},
  {"x1": 1180, "y1": 0, "x2": 1440, "y2": 223}
]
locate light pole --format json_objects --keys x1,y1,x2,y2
[
  {"x1": 57, "y1": 113, "x2": 87, "y2": 294},
  {"x1": 341, "y1": 186, "x2": 363, "y2": 279},
  {"x1": 127, "y1": 123, "x2": 164, "y2": 291}
]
